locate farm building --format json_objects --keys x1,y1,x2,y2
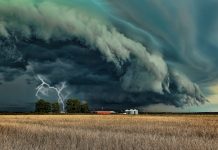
[
  {"x1": 125, "y1": 109, "x2": 139, "y2": 115},
  {"x1": 93, "y1": 111, "x2": 116, "y2": 115}
]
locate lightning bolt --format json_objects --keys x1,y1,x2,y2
[{"x1": 36, "y1": 75, "x2": 70, "y2": 112}]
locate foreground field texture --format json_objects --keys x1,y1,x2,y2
[{"x1": 0, "y1": 115, "x2": 217, "y2": 150}]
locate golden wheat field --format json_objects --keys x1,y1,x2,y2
[{"x1": 0, "y1": 115, "x2": 217, "y2": 150}]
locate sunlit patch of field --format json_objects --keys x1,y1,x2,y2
[{"x1": 0, "y1": 115, "x2": 217, "y2": 150}]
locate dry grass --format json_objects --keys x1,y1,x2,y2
[{"x1": 0, "y1": 115, "x2": 217, "y2": 150}]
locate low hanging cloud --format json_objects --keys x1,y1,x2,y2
[{"x1": 0, "y1": 0, "x2": 207, "y2": 109}]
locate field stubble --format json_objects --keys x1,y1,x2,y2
[{"x1": 0, "y1": 115, "x2": 217, "y2": 150}]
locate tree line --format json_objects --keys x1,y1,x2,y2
[{"x1": 35, "y1": 99, "x2": 89, "y2": 113}]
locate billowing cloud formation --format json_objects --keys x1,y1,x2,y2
[
  {"x1": 0, "y1": 0, "x2": 209, "y2": 110},
  {"x1": 108, "y1": 0, "x2": 218, "y2": 83}
]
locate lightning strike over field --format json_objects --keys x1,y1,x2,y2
[{"x1": 36, "y1": 75, "x2": 69, "y2": 112}]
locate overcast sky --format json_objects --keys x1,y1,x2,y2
[{"x1": 0, "y1": 0, "x2": 218, "y2": 112}]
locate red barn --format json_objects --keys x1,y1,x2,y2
[{"x1": 94, "y1": 111, "x2": 116, "y2": 115}]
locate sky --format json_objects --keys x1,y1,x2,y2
[{"x1": 0, "y1": 0, "x2": 218, "y2": 112}]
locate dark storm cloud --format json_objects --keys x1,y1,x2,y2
[
  {"x1": 107, "y1": 0, "x2": 218, "y2": 84},
  {"x1": 0, "y1": 0, "x2": 212, "y2": 110}
]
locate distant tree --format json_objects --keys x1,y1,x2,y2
[
  {"x1": 35, "y1": 99, "x2": 51, "y2": 113},
  {"x1": 51, "y1": 102, "x2": 60, "y2": 113},
  {"x1": 66, "y1": 99, "x2": 81, "y2": 113},
  {"x1": 81, "y1": 102, "x2": 89, "y2": 113}
]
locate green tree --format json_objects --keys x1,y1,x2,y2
[
  {"x1": 66, "y1": 99, "x2": 81, "y2": 113},
  {"x1": 51, "y1": 102, "x2": 60, "y2": 113},
  {"x1": 35, "y1": 99, "x2": 51, "y2": 113},
  {"x1": 81, "y1": 102, "x2": 89, "y2": 113}
]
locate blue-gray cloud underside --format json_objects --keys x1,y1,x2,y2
[{"x1": 1, "y1": 0, "x2": 217, "y2": 110}]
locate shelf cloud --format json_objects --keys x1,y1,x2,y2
[{"x1": 1, "y1": 0, "x2": 216, "y2": 110}]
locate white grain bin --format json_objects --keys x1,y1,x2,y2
[
  {"x1": 125, "y1": 109, "x2": 138, "y2": 115},
  {"x1": 134, "y1": 109, "x2": 138, "y2": 115},
  {"x1": 130, "y1": 109, "x2": 134, "y2": 115}
]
